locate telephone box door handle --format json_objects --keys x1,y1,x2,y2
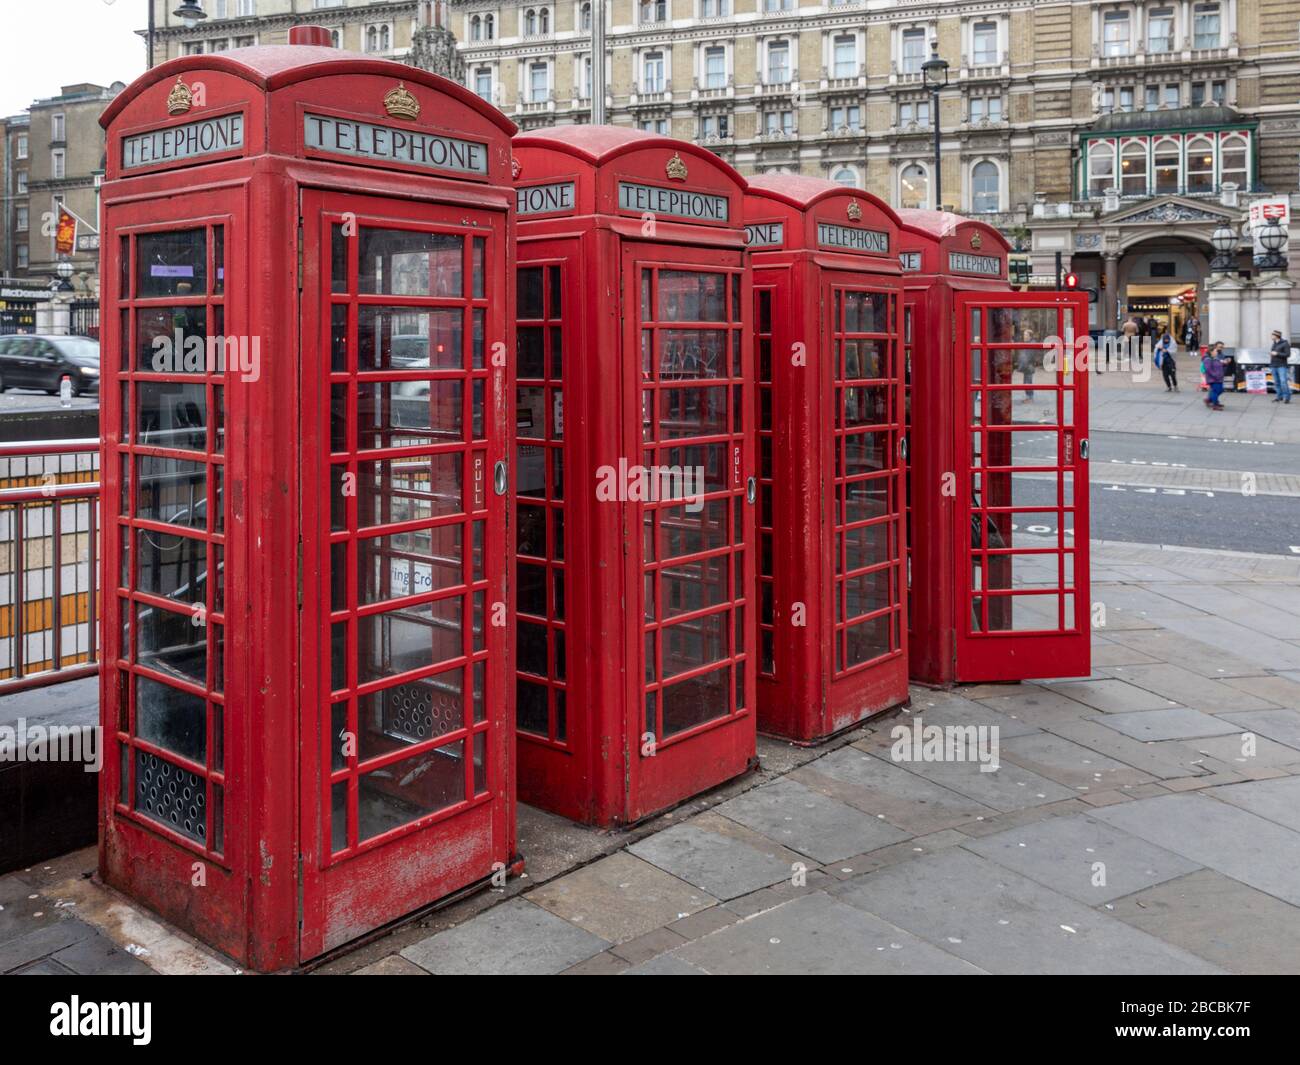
[
  {"x1": 746, "y1": 476, "x2": 757, "y2": 505},
  {"x1": 493, "y1": 459, "x2": 508, "y2": 496},
  {"x1": 899, "y1": 435, "x2": 909, "y2": 461},
  {"x1": 1079, "y1": 438, "x2": 1090, "y2": 461}
]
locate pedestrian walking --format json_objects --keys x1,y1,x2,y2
[
  {"x1": 1203, "y1": 341, "x2": 1226, "y2": 411},
  {"x1": 1269, "y1": 329, "x2": 1292, "y2": 405},
  {"x1": 1155, "y1": 331, "x2": 1178, "y2": 391},
  {"x1": 1184, "y1": 314, "x2": 1201, "y2": 354}
]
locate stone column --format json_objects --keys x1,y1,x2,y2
[
  {"x1": 1255, "y1": 270, "x2": 1294, "y2": 349},
  {"x1": 1204, "y1": 270, "x2": 1245, "y2": 349},
  {"x1": 1103, "y1": 253, "x2": 1120, "y2": 332}
]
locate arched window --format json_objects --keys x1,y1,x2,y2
[
  {"x1": 366, "y1": 25, "x2": 378, "y2": 52},
  {"x1": 1120, "y1": 140, "x2": 1148, "y2": 196},
  {"x1": 1186, "y1": 136, "x2": 1214, "y2": 193},
  {"x1": 379, "y1": 25, "x2": 390, "y2": 51},
  {"x1": 971, "y1": 160, "x2": 999, "y2": 212},
  {"x1": 831, "y1": 166, "x2": 858, "y2": 188},
  {"x1": 580, "y1": 2, "x2": 591, "y2": 31},
  {"x1": 525, "y1": 8, "x2": 537, "y2": 34},
  {"x1": 540, "y1": 7, "x2": 550, "y2": 33},
  {"x1": 485, "y1": 14, "x2": 495, "y2": 39},
  {"x1": 1153, "y1": 137, "x2": 1181, "y2": 193},
  {"x1": 900, "y1": 163, "x2": 929, "y2": 209},
  {"x1": 1088, "y1": 141, "x2": 1115, "y2": 198},
  {"x1": 1220, "y1": 134, "x2": 1248, "y2": 189},
  {"x1": 470, "y1": 15, "x2": 481, "y2": 41}
]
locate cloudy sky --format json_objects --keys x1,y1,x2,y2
[{"x1": 0, "y1": 1, "x2": 147, "y2": 117}]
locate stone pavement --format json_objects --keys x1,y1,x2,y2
[
  {"x1": 8, "y1": 538, "x2": 1299, "y2": 975},
  {"x1": 1089, "y1": 365, "x2": 1300, "y2": 443}
]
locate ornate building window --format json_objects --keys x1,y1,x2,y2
[
  {"x1": 1120, "y1": 140, "x2": 1148, "y2": 196},
  {"x1": 1153, "y1": 137, "x2": 1181, "y2": 192},
  {"x1": 1147, "y1": 8, "x2": 1175, "y2": 53},
  {"x1": 831, "y1": 166, "x2": 858, "y2": 187},
  {"x1": 1186, "y1": 136, "x2": 1214, "y2": 192},
  {"x1": 1088, "y1": 142, "x2": 1115, "y2": 198},
  {"x1": 899, "y1": 163, "x2": 929, "y2": 209},
  {"x1": 1193, "y1": 2, "x2": 1222, "y2": 49},
  {"x1": 1220, "y1": 134, "x2": 1248, "y2": 189},
  {"x1": 971, "y1": 160, "x2": 1000, "y2": 212},
  {"x1": 1103, "y1": 10, "x2": 1131, "y2": 57}
]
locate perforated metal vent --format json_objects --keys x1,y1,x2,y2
[
  {"x1": 135, "y1": 750, "x2": 206, "y2": 843},
  {"x1": 380, "y1": 677, "x2": 462, "y2": 743}
]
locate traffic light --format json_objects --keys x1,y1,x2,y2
[{"x1": 1063, "y1": 272, "x2": 1079, "y2": 290}]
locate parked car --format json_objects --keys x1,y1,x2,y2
[{"x1": 0, "y1": 334, "x2": 100, "y2": 394}]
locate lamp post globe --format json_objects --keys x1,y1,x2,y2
[
  {"x1": 1257, "y1": 217, "x2": 1288, "y2": 271},
  {"x1": 174, "y1": 2, "x2": 208, "y2": 28},
  {"x1": 1210, "y1": 223, "x2": 1237, "y2": 272}
]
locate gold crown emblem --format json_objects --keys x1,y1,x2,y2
[
  {"x1": 384, "y1": 82, "x2": 420, "y2": 120},
  {"x1": 665, "y1": 153, "x2": 688, "y2": 181},
  {"x1": 847, "y1": 200, "x2": 863, "y2": 221},
  {"x1": 167, "y1": 76, "x2": 193, "y2": 116},
  {"x1": 970, "y1": 232, "x2": 983, "y2": 249}
]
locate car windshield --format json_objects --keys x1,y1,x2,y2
[{"x1": 54, "y1": 338, "x2": 100, "y2": 362}]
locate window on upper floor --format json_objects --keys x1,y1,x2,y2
[
  {"x1": 485, "y1": 14, "x2": 495, "y2": 38},
  {"x1": 766, "y1": 40, "x2": 790, "y2": 84},
  {"x1": 51, "y1": 113, "x2": 65, "y2": 142},
  {"x1": 1120, "y1": 141, "x2": 1148, "y2": 195},
  {"x1": 901, "y1": 28, "x2": 926, "y2": 74},
  {"x1": 640, "y1": 0, "x2": 666, "y2": 22},
  {"x1": 365, "y1": 24, "x2": 390, "y2": 52},
  {"x1": 1164, "y1": 84, "x2": 1180, "y2": 107},
  {"x1": 1088, "y1": 142, "x2": 1115, "y2": 197},
  {"x1": 643, "y1": 51, "x2": 665, "y2": 93},
  {"x1": 972, "y1": 161, "x2": 999, "y2": 213},
  {"x1": 529, "y1": 61, "x2": 550, "y2": 102},
  {"x1": 900, "y1": 163, "x2": 928, "y2": 209},
  {"x1": 470, "y1": 15, "x2": 482, "y2": 40},
  {"x1": 1221, "y1": 134, "x2": 1248, "y2": 188},
  {"x1": 1154, "y1": 137, "x2": 1180, "y2": 192},
  {"x1": 1187, "y1": 136, "x2": 1214, "y2": 192},
  {"x1": 972, "y1": 21, "x2": 998, "y2": 66},
  {"x1": 51, "y1": 149, "x2": 65, "y2": 180},
  {"x1": 763, "y1": 0, "x2": 794, "y2": 10},
  {"x1": 832, "y1": 35, "x2": 856, "y2": 79},
  {"x1": 578, "y1": 55, "x2": 592, "y2": 97},
  {"x1": 970, "y1": 96, "x2": 1002, "y2": 123},
  {"x1": 16, "y1": 245, "x2": 27, "y2": 269},
  {"x1": 1103, "y1": 11, "x2": 1131, "y2": 57},
  {"x1": 474, "y1": 67, "x2": 493, "y2": 100},
  {"x1": 701, "y1": 0, "x2": 730, "y2": 15},
  {"x1": 640, "y1": 118, "x2": 668, "y2": 134},
  {"x1": 899, "y1": 98, "x2": 930, "y2": 126},
  {"x1": 16, "y1": 134, "x2": 27, "y2": 159},
  {"x1": 15, "y1": 207, "x2": 28, "y2": 232},
  {"x1": 703, "y1": 46, "x2": 726, "y2": 89},
  {"x1": 1193, "y1": 3, "x2": 1221, "y2": 48},
  {"x1": 16, "y1": 171, "x2": 27, "y2": 194},
  {"x1": 829, "y1": 104, "x2": 861, "y2": 131},
  {"x1": 700, "y1": 113, "x2": 730, "y2": 139},
  {"x1": 1147, "y1": 8, "x2": 1174, "y2": 53},
  {"x1": 580, "y1": 2, "x2": 591, "y2": 30},
  {"x1": 831, "y1": 167, "x2": 857, "y2": 188},
  {"x1": 763, "y1": 110, "x2": 794, "y2": 136}
]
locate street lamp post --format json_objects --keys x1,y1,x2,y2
[
  {"x1": 1210, "y1": 223, "x2": 1238, "y2": 273},
  {"x1": 150, "y1": 3, "x2": 210, "y2": 69},
  {"x1": 921, "y1": 39, "x2": 949, "y2": 211},
  {"x1": 591, "y1": 1, "x2": 606, "y2": 124}
]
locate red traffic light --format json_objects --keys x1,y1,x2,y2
[{"x1": 1063, "y1": 272, "x2": 1079, "y2": 290}]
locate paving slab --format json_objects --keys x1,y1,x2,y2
[
  {"x1": 1156, "y1": 614, "x2": 1300, "y2": 672},
  {"x1": 1107, "y1": 869, "x2": 1300, "y2": 976},
  {"x1": 627, "y1": 820, "x2": 797, "y2": 901},
  {"x1": 831, "y1": 847, "x2": 1221, "y2": 974},
  {"x1": 525, "y1": 851, "x2": 716, "y2": 944},
  {"x1": 1171, "y1": 732, "x2": 1300, "y2": 770},
  {"x1": 1115, "y1": 629, "x2": 1268, "y2": 679},
  {"x1": 49, "y1": 932, "x2": 155, "y2": 976},
  {"x1": 400, "y1": 899, "x2": 610, "y2": 975},
  {"x1": 712, "y1": 777, "x2": 909, "y2": 864},
  {"x1": 622, "y1": 953, "x2": 707, "y2": 975},
  {"x1": 998, "y1": 732, "x2": 1154, "y2": 792},
  {"x1": 961, "y1": 813, "x2": 1200, "y2": 905},
  {"x1": 1102, "y1": 663, "x2": 1279, "y2": 713},
  {"x1": 1084, "y1": 640, "x2": 1161, "y2": 667},
  {"x1": 1216, "y1": 708, "x2": 1300, "y2": 751},
  {"x1": 797, "y1": 746, "x2": 996, "y2": 834},
  {"x1": 1042, "y1": 717, "x2": 1210, "y2": 780},
  {"x1": 1221, "y1": 673, "x2": 1300, "y2": 709},
  {"x1": 1149, "y1": 584, "x2": 1300, "y2": 639},
  {"x1": 1209, "y1": 776, "x2": 1300, "y2": 834},
  {"x1": 1040, "y1": 678, "x2": 1177, "y2": 714},
  {"x1": 871, "y1": 750, "x2": 1077, "y2": 813},
  {"x1": 666, "y1": 892, "x2": 982, "y2": 975},
  {"x1": 1092, "y1": 792, "x2": 1300, "y2": 907},
  {"x1": 0, "y1": 917, "x2": 95, "y2": 974},
  {"x1": 970, "y1": 687, "x2": 1098, "y2": 730},
  {"x1": 1092, "y1": 706, "x2": 1241, "y2": 742}
]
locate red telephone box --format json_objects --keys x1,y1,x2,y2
[
  {"x1": 510, "y1": 127, "x2": 755, "y2": 826},
  {"x1": 899, "y1": 210, "x2": 1091, "y2": 685},
  {"x1": 97, "y1": 31, "x2": 518, "y2": 970},
  {"x1": 742, "y1": 176, "x2": 908, "y2": 744}
]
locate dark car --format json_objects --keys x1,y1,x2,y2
[{"x1": 0, "y1": 334, "x2": 100, "y2": 394}]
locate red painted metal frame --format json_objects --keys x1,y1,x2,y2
[
  {"x1": 511, "y1": 128, "x2": 756, "y2": 826},
  {"x1": 98, "y1": 44, "x2": 517, "y2": 971},
  {"x1": 742, "y1": 176, "x2": 908, "y2": 744},
  {"x1": 898, "y1": 210, "x2": 1090, "y2": 685}
]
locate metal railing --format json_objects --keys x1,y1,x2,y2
[{"x1": 0, "y1": 438, "x2": 100, "y2": 694}]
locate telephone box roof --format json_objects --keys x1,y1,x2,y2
[
  {"x1": 897, "y1": 208, "x2": 1011, "y2": 253},
  {"x1": 100, "y1": 47, "x2": 516, "y2": 135},
  {"x1": 513, "y1": 124, "x2": 747, "y2": 186},
  {"x1": 747, "y1": 174, "x2": 903, "y2": 225}
]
